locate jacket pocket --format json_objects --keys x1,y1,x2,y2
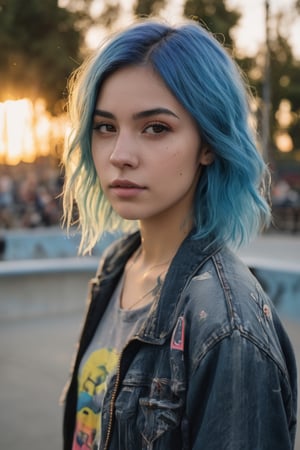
[
  {"x1": 115, "y1": 377, "x2": 183, "y2": 449},
  {"x1": 115, "y1": 383, "x2": 143, "y2": 449}
]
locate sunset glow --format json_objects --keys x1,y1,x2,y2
[{"x1": 0, "y1": 98, "x2": 67, "y2": 165}]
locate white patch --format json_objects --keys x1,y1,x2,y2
[
  {"x1": 199, "y1": 310, "x2": 208, "y2": 320},
  {"x1": 193, "y1": 271, "x2": 212, "y2": 281}
]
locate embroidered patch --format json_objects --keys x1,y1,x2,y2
[{"x1": 171, "y1": 316, "x2": 185, "y2": 351}]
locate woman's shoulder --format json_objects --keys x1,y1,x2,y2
[
  {"x1": 183, "y1": 247, "x2": 291, "y2": 372},
  {"x1": 185, "y1": 245, "x2": 260, "y2": 319}
]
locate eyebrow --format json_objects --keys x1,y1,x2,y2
[{"x1": 93, "y1": 107, "x2": 179, "y2": 120}]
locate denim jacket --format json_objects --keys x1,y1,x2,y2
[{"x1": 63, "y1": 232, "x2": 297, "y2": 450}]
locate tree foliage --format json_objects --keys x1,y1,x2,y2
[
  {"x1": 133, "y1": 0, "x2": 167, "y2": 17},
  {"x1": 133, "y1": 0, "x2": 240, "y2": 47},
  {"x1": 183, "y1": 0, "x2": 240, "y2": 47},
  {"x1": 239, "y1": 10, "x2": 300, "y2": 159},
  {"x1": 269, "y1": 33, "x2": 300, "y2": 156},
  {"x1": 133, "y1": 0, "x2": 300, "y2": 162},
  {"x1": 1, "y1": 0, "x2": 299, "y2": 162},
  {"x1": 0, "y1": 0, "x2": 83, "y2": 112}
]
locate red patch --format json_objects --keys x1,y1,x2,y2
[{"x1": 171, "y1": 316, "x2": 185, "y2": 351}]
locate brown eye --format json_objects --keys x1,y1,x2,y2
[
  {"x1": 144, "y1": 123, "x2": 170, "y2": 134},
  {"x1": 93, "y1": 123, "x2": 116, "y2": 133}
]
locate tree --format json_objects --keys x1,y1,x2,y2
[
  {"x1": 0, "y1": 0, "x2": 83, "y2": 112},
  {"x1": 133, "y1": 0, "x2": 167, "y2": 17},
  {"x1": 133, "y1": 0, "x2": 240, "y2": 48},
  {"x1": 237, "y1": 8, "x2": 300, "y2": 166},
  {"x1": 183, "y1": 0, "x2": 240, "y2": 48},
  {"x1": 63, "y1": 0, "x2": 121, "y2": 33},
  {"x1": 269, "y1": 32, "x2": 300, "y2": 153}
]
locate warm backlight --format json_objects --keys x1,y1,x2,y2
[{"x1": 0, "y1": 98, "x2": 66, "y2": 165}]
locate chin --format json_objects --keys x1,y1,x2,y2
[{"x1": 113, "y1": 209, "x2": 140, "y2": 221}]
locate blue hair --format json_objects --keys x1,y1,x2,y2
[{"x1": 62, "y1": 19, "x2": 271, "y2": 254}]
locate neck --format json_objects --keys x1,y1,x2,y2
[
  {"x1": 121, "y1": 208, "x2": 194, "y2": 310},
  {"x1": 138, "y1": 209, "x2": 194, "y2": 266}
]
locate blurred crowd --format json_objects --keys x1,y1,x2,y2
[
  {"x1": 0, "y1": 158, "x2": 300, "y2": 233},
  {"x1": 271, "y1": 178, "x2": 300, "y2": 233},
  {"x1": 0, "y1": 158, "x2": 64, "y2": 229}
]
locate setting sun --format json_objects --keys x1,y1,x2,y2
[{"x1": 0, "y1": 98, "x2": 66, "y2": 165}]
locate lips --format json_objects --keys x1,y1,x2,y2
[
  {"x1": 109, "y1": 179, "x2": 146, "y2": 198},
  {"x1": 110, "y1": 179, "x2": 145, "y2": 189}
]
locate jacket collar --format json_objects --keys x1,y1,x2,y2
[{"x1": 101, "y1": 231, "x2": 221, "y2": 343}]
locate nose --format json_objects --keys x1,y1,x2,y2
[{"x1": 109, "y1": 131, "x2": 139, "y2": 169}]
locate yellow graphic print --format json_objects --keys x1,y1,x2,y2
[{"x1": 72, "y1": 348, "x2": 119, "y2": 450}]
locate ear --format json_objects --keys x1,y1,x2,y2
[{"x1": 198, "y1": 144, "x2": 214, "y2": 166}]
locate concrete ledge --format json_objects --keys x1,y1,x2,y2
[
  {"x1": 1, "y1": 254, "x2": 299, "y2": 277},
  {"x1": 1, "y1": 229, "x2": 300, "y2": 322},
  {"x1": 0, "y1": 257, "x2": 99, "y2": 276},
  {"x1": 0, "y1": 227, "x2": 117, "y2": 260},
  {"x1": 1, "y1": 255, "x2": 300, "y2": 322},
  {"x1": 0, "y1": 266, "x2": 96, "y2": 322},
  {"x1": 0, "y1": 257, "x2": 99, "y2": 321},
  {"x1": 241, "y1": 256, "x2": 300, "y2": 274}
]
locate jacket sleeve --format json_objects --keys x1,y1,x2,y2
[{"x1": 186, "y1": 329, "x2": 296, "y2": 450}]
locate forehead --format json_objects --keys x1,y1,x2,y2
[{"x1": 96, "y1": 65, "x2": 181, "y2": 111}]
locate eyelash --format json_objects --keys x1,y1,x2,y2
[
  {"x1": 143, "y1": 122, "x2": 171, "y2": 134},
  {"x1": 92, "y1": 121, "x2": 171, "y2": 135},
  {"x1": 92, "y1": 123, "x2": 115, "y2": 133}
]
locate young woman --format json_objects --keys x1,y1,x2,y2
[{"x1": 62, "y1": 20, "x2": 297, "y2": 450}]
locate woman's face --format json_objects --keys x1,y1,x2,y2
[{"x1": 92, "y1": 65, "x2": 213, "y2": 225}]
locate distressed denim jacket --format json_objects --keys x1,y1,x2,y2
[{"x1": 63, "y1": 232, "x2": 297, "y2": 450}]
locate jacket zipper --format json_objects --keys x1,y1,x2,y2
[{"x1": 102, "y1": 336, "x2": 144, "y2": 450}]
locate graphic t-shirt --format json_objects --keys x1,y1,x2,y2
[{"x1": 72, "y1": 275, "x2": 151, "y2": 450}]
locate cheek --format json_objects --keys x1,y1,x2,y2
[
  {"x1": 172, "y1": 151, "x2": 200, "y2": 179},
  {"x1": 91, "y1": 136, "x2": 105, "y2": 162},
  {"x1": 92, "y1": 144, "x2": 105, "y2": 169}
]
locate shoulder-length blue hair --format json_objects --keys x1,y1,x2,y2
[{"x1": 62, "y1": 19, "x2": 271, "y2": 254}]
